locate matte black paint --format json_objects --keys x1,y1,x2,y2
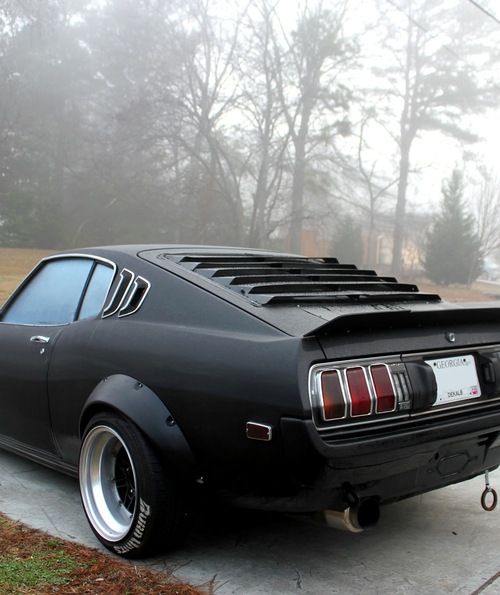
[
  {"x1": 81, "y1": 374, "x2": 198, "y2": 479},
  {"x1": 2, "y1": 245, "x2": 500, "y2": 513}
]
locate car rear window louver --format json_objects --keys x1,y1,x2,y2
[{"x1": 157, "y1": 253, "x2": 441, "y2": 306}]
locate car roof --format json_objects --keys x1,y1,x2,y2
[{"x1": 53, "y1": 245, "x2": 500, "y2": 338}]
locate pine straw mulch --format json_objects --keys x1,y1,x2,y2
[{"x1": 0, "y1": 513, "x2": 205, "y2": 595}]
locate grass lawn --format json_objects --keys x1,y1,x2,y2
[{"x1": 0, "y1": 513, "x2": 203, "y2": 594}]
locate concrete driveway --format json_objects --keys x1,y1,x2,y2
[{"x1": 1, "y1": 448, "x2": 500, "y2": 594}]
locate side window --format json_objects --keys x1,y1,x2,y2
[
  {"x1": 78, "y1": 263, "x2": 115, "y2": 320},
  {"x1": 2, "y1": 258, "x2": 94, "y2": 325}
]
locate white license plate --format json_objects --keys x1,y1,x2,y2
[{"x1": 425, "y1": 355, "x2": 481, "y2": 406}]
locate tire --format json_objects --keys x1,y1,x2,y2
[{"x1": 79, "y1": 412, "x2": 190, "y2": 558}]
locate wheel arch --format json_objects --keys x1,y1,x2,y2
[{"x1": 80, "y1": 374, "x2": 198, "y2": 481}]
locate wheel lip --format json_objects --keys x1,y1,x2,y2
[{"x1": 79, "y1": 424, "x2": 138, "y2": 543}]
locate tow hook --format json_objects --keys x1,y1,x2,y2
[{"x1": 481, "y1": 470, "x2": 498, "y2": 511}]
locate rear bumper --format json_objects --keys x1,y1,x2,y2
[{"x1": 279, "y1": 408, "x2": 500, "y2": 510}]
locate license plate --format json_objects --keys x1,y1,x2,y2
[{"x1": 425, "y1": 355, "x2": 481, "y2": 406}]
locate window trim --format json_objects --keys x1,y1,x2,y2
[
  {"x1": 75, "y1": 260, "x2": 98, "y2": 321},
  {"x1": 0, "y1": 253, "x2": 117, "y2": 327}
]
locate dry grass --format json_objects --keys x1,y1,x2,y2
[{"x1": 0, "y1": 248, "x2": 53, "y2": 305}]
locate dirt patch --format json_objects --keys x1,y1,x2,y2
[{"x1": 0, "y1": 513, "x2": 204, "y2": 594}]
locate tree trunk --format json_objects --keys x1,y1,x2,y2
[
  {"x1": 289, "y1": 134, "x2": 306, "y2": 254},
  {"x1": 248, "y1": 119, "x2": 271, "y2": 247},
  {"x1": 366, "y1": 206, "x2": 375, "y2": 269},
  {"x1": 392, "y1": 136, "x2": 411, "y2": 277}
]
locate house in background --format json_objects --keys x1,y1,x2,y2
[{"x1": 295, "y1": 211, "x2": 432, "y2": 276}]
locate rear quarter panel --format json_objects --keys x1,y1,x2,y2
[{"x1": 48, "y1": 257, "x2": 325, "y2": 490}]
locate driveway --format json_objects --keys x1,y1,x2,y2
[{"x1": 0, "y1": 448, "x2": 499, "y2": 594}]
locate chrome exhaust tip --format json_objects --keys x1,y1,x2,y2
[{"x1": 321, "y1": 498, "x2": 380, "y2": 533}]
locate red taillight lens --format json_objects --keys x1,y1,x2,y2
[
  {"x1": 370, "y1": 364, "x2": 396, "y2": 413},
  {"x1": 320, "y1": 370, "x2": 346, "y2": 420},
  {"x1": 346, "y1": 367, "x2": 372, "y2": 416}
]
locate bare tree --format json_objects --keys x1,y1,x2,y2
[
  {"x1": 161, "y1": 0, "x2": 246, "y2": 244},
  {"x1": 474, "y1": 169, "x2": 500, "y2": 258},
  {"x1": 236, "y1": 0, "x2": 290, "y2": 247},
  {"x1": 356, "y1": 114, "x2": 399, "y2": 267},
  {"x1": 275, "y1": 0, "x2": 355, "y2": 253},
  {"x1": 377, "y1": 0, "x2": 500, "y2": 275}
]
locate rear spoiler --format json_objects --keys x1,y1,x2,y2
[{"x1": 303, "y1": 302, "x2": 500, "y2": 338}]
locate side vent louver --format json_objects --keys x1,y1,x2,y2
[
  {"x1": 118, "y1": 276, "x2": 151, "y2": 318},
  {"x1": 154, "y1": 253, "x2": 440, "y2": 306},
  {"x1": 103, "y1": 269, "x2": 134, "y2": 317},
  {"x1": 103, "y1": 270, "x2": 151, "y2": 318}
]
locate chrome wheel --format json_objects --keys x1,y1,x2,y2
[{"x1": 79, "y1": 425, "x2": 137, "y2": 542}]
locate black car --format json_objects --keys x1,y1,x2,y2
[{"x1": 1, "y1": 245, "x2": 500, "y2": 557}]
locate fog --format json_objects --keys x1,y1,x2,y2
[{"x1": 1, "y1": 0, "x2": 500, "y2": 284}]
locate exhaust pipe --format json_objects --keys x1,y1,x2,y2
[{"x1": 321, "y1": 498, "x2": 380, "y2": 533}]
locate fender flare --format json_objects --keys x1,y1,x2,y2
[{"x1": 80, "y1": 374, "x2": 198, "y2": 481}]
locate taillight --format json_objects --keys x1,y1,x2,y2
[
  {"x1": 370, "y1": 364, "x2": 396, "y2": 413},
  {"x1": 346, "y1": 367, "x2": 372, "y2": 416},
  {"x1": 313, "y1": 361, "x2": 401, "y2": 424},
  {"x1": 320, "y1": 370, "x2": 346, "y2": 420}
]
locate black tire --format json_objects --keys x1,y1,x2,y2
[{"x1": 79, "y1": 411, "x2": 190, "y2": 558}]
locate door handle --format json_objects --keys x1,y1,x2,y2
[{"x1": 30, "y1": 335, "x2": 50, "y2": 344}]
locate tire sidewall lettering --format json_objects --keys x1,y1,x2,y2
[{"x1": 113, "y1": 498, "x2": 151, "y2": 555}]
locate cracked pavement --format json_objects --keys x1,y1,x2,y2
[{"x1": 1, "y1": 448, "x2": 500, "y2": 594}]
